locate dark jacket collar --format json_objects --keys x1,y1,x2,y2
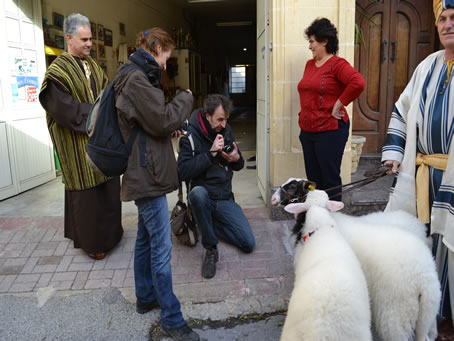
[{"x1": 128, "y1": 48, "x2": 162, "y2": 89}]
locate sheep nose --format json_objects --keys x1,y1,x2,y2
[{"x1": 271, "y1": 193, "x2": 280, "y2": 206}]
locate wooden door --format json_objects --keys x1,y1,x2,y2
[{"x1": 353, "y1": 0, "x2": 435, "y2": 153}]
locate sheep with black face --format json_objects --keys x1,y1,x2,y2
[{"x1": 271, "y1": 178, "x2": 316, "y2": 207}]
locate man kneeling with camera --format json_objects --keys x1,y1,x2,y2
[{"x1": 177, "y1": 94, "x2": 256, "y2": 279}]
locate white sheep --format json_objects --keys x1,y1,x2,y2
[
  {"x1": 281, "y1": 189, "x2": 372, "y2": 341},
  {"x1": 332, "y1": 209, "x2": 431, "y2": 248},
  {"x1": 286, "y1": 190, "x2": 441, "y2": 341}
]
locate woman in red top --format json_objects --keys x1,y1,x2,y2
[{"x1": 298, "y1": 18, "x2": 365, "y2": 200}]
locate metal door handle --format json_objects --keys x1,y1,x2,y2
[
  {"x1": 381, "y1": 40, "x2": 388, "y2": 62},
  {"x1": 390, "y1": 41, "x2": 396, "y2": 62}
]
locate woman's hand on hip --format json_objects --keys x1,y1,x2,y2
[{"x1": 332, "y1": 99, "x2": 345, "y2": 120}]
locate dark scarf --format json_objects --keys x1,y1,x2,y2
[
  {"x1": 128, "y1": 48, "x2": 162, "y2": 89},
  {"x1": 197, "y1": 111, "x2": 226, "y2": 140}
]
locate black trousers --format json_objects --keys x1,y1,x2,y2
[{"x1": 299, "y1": 119, "x2": 350, "y2": 201}]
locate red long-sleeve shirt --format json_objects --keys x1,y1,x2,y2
[{"x1": 298, "y1": 55, "x2": 365, "y2": 132}]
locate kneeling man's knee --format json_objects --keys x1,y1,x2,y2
[{"x1": 188, "y1": 186, "x2": 208, "y2": 206}]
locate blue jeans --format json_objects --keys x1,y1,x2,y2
[
  {"x1": 134, "y1": 196, "x2": 185, "y2": 329},
  {"x1": 188, "y1": 186, "x2": 256, "y2": 252}
]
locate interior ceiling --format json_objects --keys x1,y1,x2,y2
[{"x1": 174, "y1": 0, "x2": 256, "y2": 23}]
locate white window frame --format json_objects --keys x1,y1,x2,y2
[{"x1": 229, "y1": 65, "x2": 246, "y2": 94}]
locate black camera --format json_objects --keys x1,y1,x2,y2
[
  {"x1": 180, "y1": 119, "x2": 189, "y2": 131},
  {"x1": 222, "y1": 144, "x2": 234, "y2": 154}
]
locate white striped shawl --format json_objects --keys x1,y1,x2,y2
[{"x1": 382, "y1": 50, "x2": 454, "y2": 250}]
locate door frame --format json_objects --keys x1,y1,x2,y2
[{"x1": 256, "y1": 0, "x2": 270, "y2": 203}]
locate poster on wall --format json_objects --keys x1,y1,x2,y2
[
  {"x1": 14, "y1": 56, "x2": 37, "y2": 75},
  {"x1": 26, "y1": 87, "x2": 37, "y2": 102},
  {"x1": 11, "y1": 56, "x2": 39, "y2": 103},
  {"x1": 11, "y1": 83, "x2": 18, "y2": 103},
  {"x1": 15, "y1": 76, "x2": 39, "y2": 103}
]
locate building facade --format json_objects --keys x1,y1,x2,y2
[{"x1": 0, "y1": 0, "x2": 437, "y2": 206}]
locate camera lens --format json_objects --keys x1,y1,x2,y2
[{"x1": 222, "y1": 144, "x2": 233, "y2": 154}]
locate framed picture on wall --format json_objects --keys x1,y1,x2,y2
[
  {"x1": 97, "y1": 24, "x2": 104, "y2": 41},
  {"x1": 90, "y1": 43, "x2": 97, "y2": 59},
  {"x1": 53, "y1": 12, "x2": 64, "y2": 30},
  {"x1": 90, "y1": 22, "x2": 97, "y2": 39},
  {"x1": 104, "y1": 29, "x2": 112, "y2": 46},
  {"x1": 99, "y1": 60, "x2": 107, "y2": 75},
  {"x1": 97, "y1": 44, "x2": 105, "y2": 59},
  {"x1": 119, "y1": 22, "x2": 126, "y2": 36}
]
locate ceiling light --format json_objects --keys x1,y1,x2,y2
[
  {"x1": 188, "y1": 0, "x2": 225, "y2": 3},
  {"x1": 216, "y1": 21, "x2": 253, "y2": 27},
  {"x1": 243, "y1": 48, "x2": 247, "y2": 51}
]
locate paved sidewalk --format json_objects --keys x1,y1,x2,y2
[
  {"x1": 0, "y1": 210, "x2": 294, "y2": 300},
  {"x1": 0, "y1": 175, "x2": 294, "y2": 316},
  {"x1": 0, "y1": 158, "x2": 388, "y2": 340}
]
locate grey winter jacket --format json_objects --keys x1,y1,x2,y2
[{"x1": 114, "y1": 59, "x2": 193, "y2": 201}]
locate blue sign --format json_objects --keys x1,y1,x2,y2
[{"x1": 16, "y1": 76, "x2": 39, "y2": 88}]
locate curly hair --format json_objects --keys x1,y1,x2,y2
[
  {"x1": 203, "y1": 94, "x2": 232, "y2": 118},
  {"x1": 135, "y1": 27, "x2": 175, "y2": 54},
  {"x1": 305, "y1": 18, "x2": 339, "y2": 55}
]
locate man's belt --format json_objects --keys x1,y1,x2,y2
[{"x1": 416, "y1": 152, "x2": 448, "y2": 223}]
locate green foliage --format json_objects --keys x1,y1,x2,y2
[{"x1": 355, "y1": 0, "x2": 379, "y2": 48}]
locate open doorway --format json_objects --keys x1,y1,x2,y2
[{"x1": 171, "y1": 0, "x2": 261, "y2": 207}]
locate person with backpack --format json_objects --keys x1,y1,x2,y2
[
  {"x1": 114, "y1": 28, "x2": 199, "y2": 341},
  {"x1": 39, "y1": 13, "x2": 123, "y2": 261}
]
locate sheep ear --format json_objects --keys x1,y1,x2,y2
[
  {"x1": 325, "y1": 200, "x2": 344, "y2": 212},
  {"x1": 284, "y1": 203, "x2": 307, "y2": 214}
]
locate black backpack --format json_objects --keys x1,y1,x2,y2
[{"x1": 85, "y1": 64, "x2": 142, "y2": 177}]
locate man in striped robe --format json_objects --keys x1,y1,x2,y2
[
  {"x1": 382, "y1": 1, "x2": 454, "y2": 337},
  {"x1": 39, "y1": 13, "x2": 123, "y2": 260}
]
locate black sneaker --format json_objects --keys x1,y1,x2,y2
[
  {"x1": 201, "y1": 247, "x2": 218, "y2": 279},
  {"x1": 161, "y1": 323, "x2": 200, "y2": 341},
  {"x1": 136, "y1": 299, "x2": 160, "y2": 314}
]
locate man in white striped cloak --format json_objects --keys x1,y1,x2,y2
[{"x1": 382, "y1": 0, "x2": 454, "y2": 338}]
